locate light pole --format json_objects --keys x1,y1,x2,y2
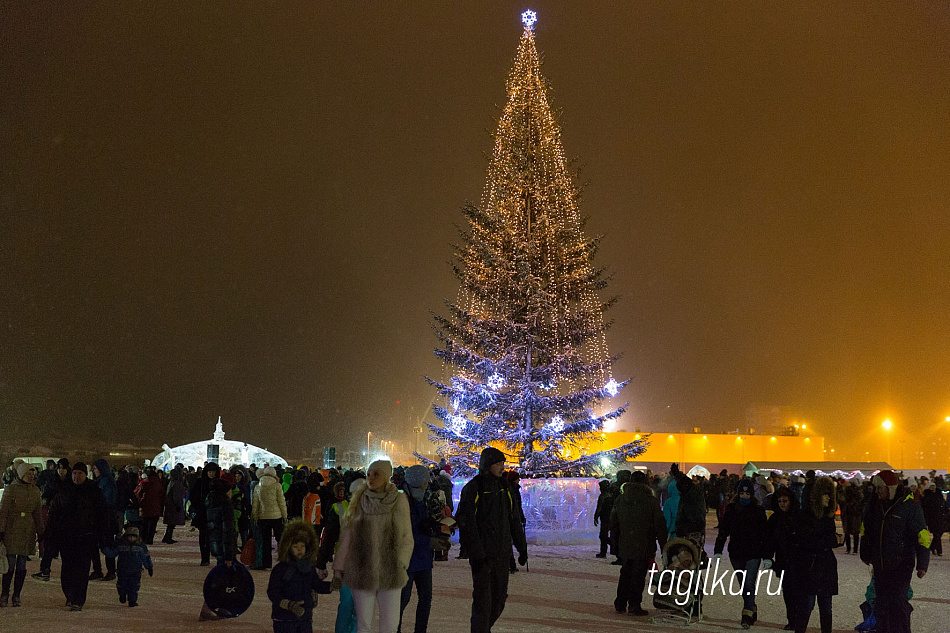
[{"x1": 367, "y1": 432, "x2": 372, "y2": 465}]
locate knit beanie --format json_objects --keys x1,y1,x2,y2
[
  {"x1": 15, "y1": 462, "x2": 31, "y2": 480},
  {"x1": 872, "y1": 470, "x2": 899, "y2": 500},
  {"x1": 478, "y1": 447, "x2": 506, "y2": 472},
  {"x1": 72, "y1": 461, "x2": 88, "y2": 473},
  {"x1": 405, "y1": 465, "x2": 429, "y2": 489},
  {"x1": 368, "y1": 459, "x2": 393, "y2": 481}
]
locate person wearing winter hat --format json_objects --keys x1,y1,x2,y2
[
  {"x1": 456, "y1": 448, "x2": 528, "y2": 633},
  {"x1": 46, "y1": 460, "x2": 108, "y2": 611},
  {"x1": 714, "y1": 477, "x2": 770, "y2": 630},
  {"x1": 206, "y1": 472, "x2": 238, "y2": 567},
  {"x1": 0, "y1": 461, "x2": 43, "y2": 607},
  {"x1": 860, "y1": 469, "x2": 930, "y2": 633},
  {"x1": 189, "y1": 462, "x2": 221, "y2": 566},
  {"x1": 334, "y1": 460, "x2": 412, "y2": 633},
  {"x1": 397, "y1": 464, "x2": 441, "y2": 633},
  {"x1": 253, "y1": 466, "x2": 288, "y2": 570}
]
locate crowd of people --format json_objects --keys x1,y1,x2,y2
[
  {"x1": 1, "y1": 453, "x2": 947, "y2": 633},
  {"x1": 596, "y1": 465, "x2": 947, "y2": 632}
]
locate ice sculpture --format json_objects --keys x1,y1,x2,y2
[{"x1": 151, "y1": 417, "x2": 289, "y2": 471}]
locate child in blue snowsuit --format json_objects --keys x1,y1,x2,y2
[
  {"x1": 267, "y1": 518, "x2": 322, "y2": 633},
  {"x1": 116, "y1": 525, "x2": 153, "y2": 607}
]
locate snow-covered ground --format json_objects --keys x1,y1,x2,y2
[{"x1": 2, "y1": 512, "x2": 947, "y2": 632}]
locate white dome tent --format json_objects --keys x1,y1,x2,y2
[{"x1": 151, "y1": 417, "x2": 289, "y2": 471}]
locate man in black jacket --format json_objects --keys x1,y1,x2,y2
[
  {"x1": 46, "y1": 462, "x2": 108, "y2": 611},
  {"x1": 860, "y1": 470, "x2": 930, "y2": 633},
  {"x1": 456, "y1": 447, "x2": 528, "y2": 633},
  {"x1": 189, "y1": 462, "x2": 220, "y2": 566}
]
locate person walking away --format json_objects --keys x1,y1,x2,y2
[
  {"x1": 714, "y1": 477, "x2": 770, "y2": 629},
  {"x1": 456, "y1": 448, "x2": 528, "y2": 633},
  {"x1": 46, "y1": 462, "x2": 108, "y2": 611},
  {"x1": 674, "y1": 474, "x2": 707, "y2": 548},
  {"x1": 303, "y1": 471, "x2": 324, "y2": 536},
  {"x1": 398, "y1": 465, "x2": 443, "y2": 633},
  {"x1": 162, "y1": 467, "x2": 187, "y2": 544},
  {"x1": 842, "y1": 477, "x2": 864, "y2": 555},
  {"x1": 609, "y1": 470, "x2": 667, "y2": 617},
  {"x1": 593, "y1": 480, "x2": 613, "y2": 558},
  {"x1": 34, "y1": 457, "x2": 71, "y2": 581},
  {"x1": 661, "y1": 475, "x2": 680, "y2": 541},
  {"x1": 921, "y1": 482, "x2": 947, "y2": 556},
  {"x1": 207, "y1": 473, "x2": 239, "y2": 567},
  {"x1": 90, "y1": 459, "x2": 119, "y2": 581},
  {"x1": 190, "y1": 462, "x2": 221, "y2": 566},
  {"x1": 860, "y1": 469, "x2": 930, "y2": 633},
  {"x1": 316, "y1": 479, "x2": 359, "y2": 633},
  {"x1": 268, "y1": 519, "x2": 323, "y2": 633},
  {"x1": 764, "y1": 486, "x2": 801, "y2": 631},
  {"x1": 253, "y1": 465, "x2": 288, "y2": 570},
  {"x1": 136, "y1": 466, "x2": 165, "y2": 545},
  {"x1": 791, "y1": 477, "x2": 843, "y2": 633},
  {"x1": 334, "y1": 460, "x2": 413, "y2": 633},
  {"x1": 116, "y1": 524, "x2": 153, "y2": 607},
  {"x1": 0, "y1": 462, "x2": 43, "y2": 607}
]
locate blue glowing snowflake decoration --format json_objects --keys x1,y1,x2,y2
[
  {"x1": 448, "y1": 414, "x2": 467, "y2": 435},
  {"x1": 521, "y1": 10, "x2": 537, "y2": 30},
  {"x1": 547, "y1": 415, "x2": 565, "y2": 433},
  {"x1": 487, "y1": 373, "x2": 506, "y2": 390},
  {"x1": 605, "y1": 378, "x2": 620, "y2": 397}
]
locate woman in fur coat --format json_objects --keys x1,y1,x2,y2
[
  {"x1": 790, "y1": 476, "x2": 843, "y2": 633},
  {"x1": 267, "y1": 519, "x2": 322, "y2": 633},
  {"x1": 335, "y1": 460, "x2": 413, "y2": 633}
]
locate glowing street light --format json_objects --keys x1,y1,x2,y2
[{"x1": 882, "y1": 419, "x2": 893, "y2": 465}]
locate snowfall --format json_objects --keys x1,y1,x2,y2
[{"x1": 1, "y1": 514, "x2": 947, "y2": 633}]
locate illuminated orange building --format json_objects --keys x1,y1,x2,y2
[{"x1": 578, "y1": 431, "x2": 825, "y2": 470}]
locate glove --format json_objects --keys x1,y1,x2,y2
[
  {"x1": 148, "y1": 568, "x2": 154, "y2": 577},
  {"x1": 761, "y1": 559, "x2": 772, "y2": 570},
  {"x1": 280, "y1": 599, "x2": 305, "y2": 618},
  {"x1": 316, "y1": 567, "x2": 328, "y2": 580},
  {"x1": 518, "y1": 552, "x2": 528, "y2": 566},
  {"x1": 331, "y1": 573, "x2": 343, "y2": 591}
]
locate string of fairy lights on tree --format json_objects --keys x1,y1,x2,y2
[{"x1": 425, "y1": 10, "x2": 646, "y2": 476}]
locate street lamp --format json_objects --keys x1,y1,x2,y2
[{"x1": 882, "y1": 419, "x2": 892, "y2": 465}]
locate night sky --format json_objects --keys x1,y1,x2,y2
[{"x1": 3, "y1": 4, "x2": 949, "y2": 461}]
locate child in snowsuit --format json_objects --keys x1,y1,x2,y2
[
  {"x1": 267, "y1": 518, "x2": 322, "y2": 633},
  {"x1": 116, "y1": 525, "x2": 153, "y2": 607}
]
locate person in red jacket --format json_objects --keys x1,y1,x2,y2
[{"x1": 135, "y1": 467, "x2": 165, "y2": 545}]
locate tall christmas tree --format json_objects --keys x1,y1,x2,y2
[{"x1": 424, "y1": 11, "x2": 648, "y2": 477}]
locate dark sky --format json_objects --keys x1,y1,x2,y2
[{"x1": 3, "y1": 3, "x2": 949, "y2": 460}]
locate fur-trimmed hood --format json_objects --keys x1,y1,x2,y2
[
  {"x1": 278, "y1": 518, "x2": 319, "y2": 564},
  {"x1": 810, "y1": 476, "x2": 837, "y2": 518}
]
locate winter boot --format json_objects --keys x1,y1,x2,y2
[
  {"x1": 741, "y1": 609, "x2": 754, "y2": 629},
  {"x1": 32, "y1": 571, "x2": 51, "y2": 581},
  {"x1": 12, "y1": 568, "x2": 26, "y2": 606}
]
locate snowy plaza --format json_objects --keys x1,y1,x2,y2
[{"x1": 1, "y1": 512, "x2": 948, "y2": 633}]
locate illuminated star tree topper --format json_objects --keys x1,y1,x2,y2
[{"x1": 421, "y1": 14, "x2": 648, "y2": 477}]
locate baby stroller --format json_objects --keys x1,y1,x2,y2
[{"x1": 650, "y1": 536, "x2": 707, "y2": 626}]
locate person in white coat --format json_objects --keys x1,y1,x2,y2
[
  {"x1": 252, "y1": 466, "x2": 288, "y2": 570},
  {"x1": 335, "y1": 460, "x2": 413, "y2": 633}
]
